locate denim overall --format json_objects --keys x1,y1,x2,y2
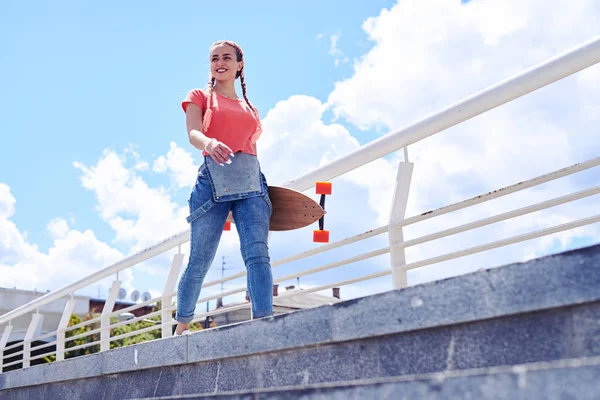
[{"x1": 176, "y1": 153, "x2": 274, "y2": 323}]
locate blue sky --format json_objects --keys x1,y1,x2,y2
[
  {"x1": 1, "y1": 0, "x2": 599, "y2": 306},
  {"x1": 0, "y1": 0, "x2": 389, "y2": 251}
]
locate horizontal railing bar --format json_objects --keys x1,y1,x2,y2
[
  {"x1": 29, "y1": 352, "x2": 55, "y2": 362},
  {"x1": 30, "y1": 340, "x2": 57, "y2": 351},
  {"x1": 109, "y1": 310, "x2": 161, "y2": 329},
  {"x1": 200, "y1": 226, "x2": 389, "y2": 290},
  {"x1": 275, "y1": 247, "x2": 390, "y2": 284},
  {"x1": 2, "y1": 342, "x2": 22, "y2": 352},
  {"x1": 64, "y1": 339, "x2": 101, "y2": 353},
  {"x1": 2, "y1": 359, "x2": 23, "y2": 368},
  {"x1": 405, "y1": 214, "x2": 600, "y2": 271},
  {"x1": 107, "y1": 296, "x2": 162, "y2": 318},
  {"x1": 193, "y1": 287, "x2": 246, "y2": 307},
  {"x1": 34, "y1": 331, "x2": 56, "y2": 342},
  {"x1": 66, "y1": 316, "x2": 101, "y2": 332},
  {"x1": 65, "y1": 329, "x2": 99, "y2": 343},
  {"x1": 401, "y1": 156, "x2": 600, "y2": 227},
  {"x1": 190, "y1": 247, "x2": 392, "y2": 309},
  {"x1": 279, "y1": 271, "x2": 391, "y2": 298},
  {"x1": 272, "y1": 227, "x2": 389, "y2": 267},
  {"x1": 109, "y1": 324, "x2": 161, "y2": 342},
  {"x1": 398, "y1": 185, "x2": 600, "y2": 249},
  {"x1": 285, "y1": 36, "x2": 600, "y2": 192},
  {"x1": 3, "y1": 349, "x2": 23, "y2": 358},
  {"x1": 275, "y1": 215, "x2": 600, "y2": 301}
]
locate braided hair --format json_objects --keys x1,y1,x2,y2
[{"x1": 202, "y1": 41, "x2": 262, "y2": 143}]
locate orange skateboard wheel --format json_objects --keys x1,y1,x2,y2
[
  {"x1": 313, "y1": 230, "x2": 330, "y2": 243},
  {"x1": 223, "y1": 221, "x2": 231, "y2": 231},
  {"x1": 315, "y1": 181, "x2": 332, "y2": 195}
]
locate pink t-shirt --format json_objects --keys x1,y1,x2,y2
[{"x1": 182, "y1": 89, "x2": 261, "y2": 156}]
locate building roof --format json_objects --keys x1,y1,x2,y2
[
  {"x1": 273, "y1": 289, "x2": 342, "y2": 309},
  {"x1": 218, "y1": 287, "x2": 341, "y2": 312}
]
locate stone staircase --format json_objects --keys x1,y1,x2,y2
[{"x1": 1, "y1": 243, "x2": 599, "y2": 399}]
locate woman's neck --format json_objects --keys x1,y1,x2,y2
[{"x1": 213, "y1": 81, "x2": 238, "y2": 100}]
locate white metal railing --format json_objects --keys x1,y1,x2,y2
[{"x1": 1, "y1": 34, "x2": 599, "y2": 373}]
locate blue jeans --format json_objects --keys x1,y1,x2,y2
[{"x1": 175, "y1": 162, "x2": 274, "y2": 324}]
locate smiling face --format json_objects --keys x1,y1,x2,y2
[{"x1": 210, "y1": 43, "x2": 243, "y2": 83}]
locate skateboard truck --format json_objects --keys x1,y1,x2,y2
[{"x1": 313, "y1": 181, "x2": 332, "y2": 243}]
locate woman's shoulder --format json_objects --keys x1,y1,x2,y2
[
  {"x1": 182, "y1": 88, "x2": 209, "y2": 112},
  {"x1": 186, "y1": 88, "x2": 209, "y2": 99}
]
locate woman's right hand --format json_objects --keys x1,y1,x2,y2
[{"x1": 205, "y1": 138, "x2": 234, "y2": 165}]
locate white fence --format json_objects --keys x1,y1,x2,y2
[{"x1": 1, "y1": 34, "x2": 599, "y2": 372}]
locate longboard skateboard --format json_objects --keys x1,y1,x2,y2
[{"x1": 224, "y1": 182, "x2": 332, "y2": 242}]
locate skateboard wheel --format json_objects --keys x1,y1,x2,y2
[
  {"x1": 313, "y1": 230, "x2": 330, "y2": 243},
  {"x1": 315, "y1": 182, "x2": 332, "y2": 195},
  {"x1": 223, "y1": 221, "x2": 231, "y2": 231}
]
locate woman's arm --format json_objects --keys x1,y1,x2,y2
[{"x1": 186, "y1": 103, "x2": 232, "y2": 165}]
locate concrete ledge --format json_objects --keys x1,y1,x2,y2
[
  {"x1": 188, "y1": 302, "x2": 332, "y2": 363},
  {"x1": 103, "y1": 335, "x2": 188, "y2": 375},
  {"x1": 332, "y1": 242, "x2": 600, "y2": 341},
  {"x1": 129, "y1": 355, "x2": 600, "y2": 400},
  {"x1": 1, "y1": 244, "x2": 598, "y2": 394}
]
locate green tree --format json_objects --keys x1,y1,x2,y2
[{"x1": 43, "y1": 301, "x2": 213, "y2": 364}]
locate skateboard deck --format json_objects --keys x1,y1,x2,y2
[{"x1": 225, "y1": 185, "x2": 325, "y2": 231}]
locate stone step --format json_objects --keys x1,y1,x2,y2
[
  {"x1": 1, "y1": 244, "x2": 599, "y2": 400},
  {"x1": 128, "y1": 355, "x2": 600, "y2": 400}
]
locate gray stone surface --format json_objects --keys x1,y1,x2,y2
[
  {"x1": 1, "y1": 244, "x2": 598, "y2": 397},
  {"x1": 44, "y1": 352, "x2": 102, "y2": 384},
  {"x1": 8, "y1": 300, "x2": 598, "y2": 399},
  {"x1": 173, "y1": 363, "x2": 220, "y2": 397},
  {"x1": 102, "y1": 335, "x2": 187, "y2": 375},
  {"x1": 572, "y1": 300, "x2": 600, "y2": 357},
  {"x1": 332, "y1": 243, "x2": 600, "y2": 342},
  {"x1": 188, "y1": 304, "x2": 332, "y2": 363},
  {"x1": 126, "y1": 356, "x2": 600, "y2": 400},
  {"x1": 1, "y1": 362, "x2": 47, "y2": 390},
  {"x1": 257, "y1": 338, "x2": 380, "y2": 388}
]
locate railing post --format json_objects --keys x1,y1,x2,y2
[
  {"x1": 0, "y1": 324, "x2": 14, "y2": 372},
  {"x1": 389, "y1": 149, "x2": 414, "y2": 289},
  {"x1": 23, "y1": 312, "x2": 44, "y2": 368},
  {"x1": 56, "y1": 297, "x2": 77, "y2": 362},
  {"x1": 162, "y1": 250, "x2": 184, "y2": 338},
  {"x1": 101, "y1": 280, "x2": 121, "y2": 352}
]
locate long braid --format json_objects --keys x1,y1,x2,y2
[
  {"x1": 202, "y1": 77, "x2": 215, "y2": 133},
  {"x1": 239, "y1": 71, "x2": 262, "y2": 141}
]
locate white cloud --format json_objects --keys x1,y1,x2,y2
[
  {"x1": 47, "y1": 218, "x2": 69, "y2": 239},
  {"x1": 72, "y1": 145, "x2": 246, "y2": 286},
  {"x1": 0, "y1": 183, "x2": 15, "y2": 219},
  {"x1": 73, "y1": 149, "x2": 190, "y2": 249},
  {"x1": 329, "y1": 32, "x2": 342, "y2": 57},
  {"x1": 0, "y1": 184, "x2": 132, "y2": 296},
  {"x1": 328, "y1": 32, "x2": 349, "y2": 67},
  {"x1": 152, "y1": 141, "x2": 197, "y2": 189}
]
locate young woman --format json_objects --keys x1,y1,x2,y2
[{"x1": 174, "y1": 40, "x2": 273, "y2": 335}]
